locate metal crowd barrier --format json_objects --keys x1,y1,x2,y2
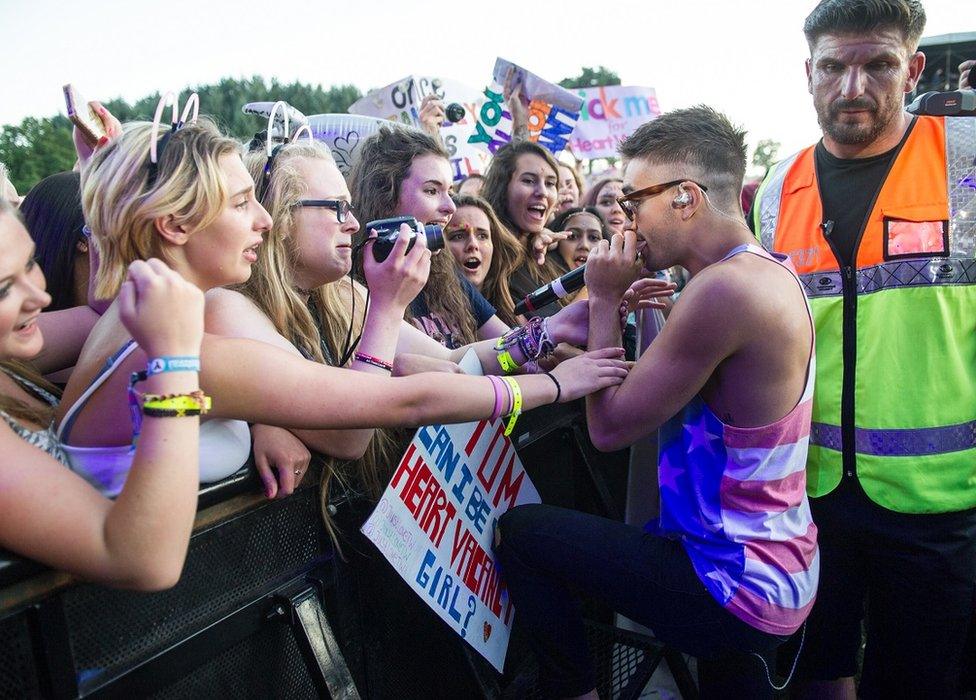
[{"x1": 0, "y1": 402, "x2": 694, "y2": 699}]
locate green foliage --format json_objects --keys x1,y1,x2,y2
[
  {"x1": 751, "y1": 138, "x2": 781, "y2": 172},
  {"x1": 558, "y1": 66, "x2": 622, "y2": 90},
  {"x1": 0, "y1": 76, "x2": 361, "y2": 194}
]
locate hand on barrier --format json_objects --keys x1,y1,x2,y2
[{"x1": 251, "y1": 424, "x2": 312, "y2": 499}]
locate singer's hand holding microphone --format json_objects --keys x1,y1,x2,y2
[
  {"x1": 514, "y1": 231, "x2": 676, "y2": 321},
  {"x1": 585, "y1": 231, "x2": 643, "y2": 300}
]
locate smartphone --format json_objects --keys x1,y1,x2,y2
[{"x1": 63, "y1": 84, "x2": 105, "y2": 147}]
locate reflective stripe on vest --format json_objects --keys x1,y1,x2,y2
[
  {"x1": 811, "y1": 420, "x2": 976, "y2": 456},
  {"x1": 799, "y1": 257, "x2": 976, "y2": 298},
  {"x1": 756, "y1": 116, "x2": 976, "y2": 513},
  {"x1": 947, "y1": 116, "x2": 976, "y2": 256}
]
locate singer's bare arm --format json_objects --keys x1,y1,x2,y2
[
  {"x1": 583, "y1": 233, "x2": 811, "y2": 452},
  {"x1": 586, "y1": 273, "x2": 741, "y2": 450}
]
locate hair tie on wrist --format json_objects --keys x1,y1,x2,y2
[{"x1": 544, "y1": 372, "x2": 561, "y2": 403}]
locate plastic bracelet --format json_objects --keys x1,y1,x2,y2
[
  {"x1": 143, "y1": 405, "x2": 205, "y2": 418},
  {"x1": 544, "y1": 372, "x2": 561, "y2": 404},
  {"x1": 354, "y1": 351, "x2": 393, "y2": 372},
  {"x1": 146, "y1": 356, "x2": 201, "y2": 375},
  {"x1": 499, "y1": 376, "x2": 522, "y2": 437},
  {"x1": 496, "y1": 349, "x2": 519, "y2": 375},
  {"x1": 141, "y1": 391, "x2": 211, "y2": 414},
  {"x1": 487, "y1": 376, "x2": 505, "y2": 421}
]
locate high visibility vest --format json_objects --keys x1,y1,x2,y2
[{"x1": 752, "y1": 115, "x2": 976, "y2": 514}]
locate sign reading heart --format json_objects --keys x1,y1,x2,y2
[{"x1": 483, "y1": 621, "x2": 492, "y2": 642}]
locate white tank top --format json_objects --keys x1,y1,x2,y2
[{"x1": 56, "y1": 341, "x2": 250, "y2": 497}]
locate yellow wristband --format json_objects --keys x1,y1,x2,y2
[
  {"x1": 142, "y1": 394, "x2": 212, "y2": 413},
  {"x1": 499, "y1": 376, "x2": 522, "y2": 436},
  {"x1": 497, "y1": 349, "x2": 519, "y2": 375}
]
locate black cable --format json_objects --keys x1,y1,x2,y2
[{"x1": 337, "y1": 239, "x2": 372, "y2": 367}]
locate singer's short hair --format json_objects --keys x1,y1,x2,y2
[{"x1": 618, "y1": 105, "x2": 746, "y2": 215}]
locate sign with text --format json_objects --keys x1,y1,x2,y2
[
  {"x1": 465, "y1": 58, "x2": 583, "y2": 158},
  {"x1": 568, "y1": 86, "x2": 661, "y2": 160},
  {"x1": 361, "y1": 351, "x2": 539, "y2": 671},
  {"x1": 349, "y1": 75, "x2": 490, "y2": 181}
]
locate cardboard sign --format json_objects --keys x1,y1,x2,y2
[
  {"x1": 361, "y1": 351, "x2": 540, "y2": 671},
  {"x1": 349, "y1": 75, "x2": 490, "y2": 181},
  {"x1": 465, "y1": 58, "x2": 583, "y2": 158},
  {"x1": 568, "y1": 86, "x2": 661, "y2": 160}
]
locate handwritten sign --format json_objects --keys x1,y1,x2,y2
[
  {"x1": 361, "y1": 351, "x2": 540, "y2": 671},
  {"x1": 465, "y1": 59, "x2": 583, "y2": 158},
  {"x1": 568, "y1": 86, "x2": 661, "y2": 160},
  {"x1": 349, "y1": 75, "x2": 490, "y2": 181},
  {"x1": 304, "y1": 113, "x2": 393, "y2": 175}
]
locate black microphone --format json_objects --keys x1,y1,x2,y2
[{"x1": 514, "y1": 265, "x2": 587, "y2": 315}]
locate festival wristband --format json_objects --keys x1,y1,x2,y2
[
  {"x1": 499, "y1": 376, "x2": 522, "y2": 437},
  {"x1": 354, "y1": 351, "x2": 393, "y2": 373},
  {"x1": 487, "y1": 376, "x2": 505, "y2": 422},
  {"x1": 496, "y1": 349, "x2": 519, "y2": 375},
  {"x1": 146, "y1": 356, "x2": 201, "y2": 375},
  {"x1": 141, "y1": 391, "x2": 211, "y2": 414}
]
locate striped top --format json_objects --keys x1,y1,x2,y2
[{"x1": 655, "y1": 244, "x2": 819, "y2": 635}]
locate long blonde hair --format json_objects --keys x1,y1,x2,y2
[
  {"x1": 241, "y1": 139, "x2": 399, "y2": 551},
  {"x1": 81, "y1": 119, "x2": 241, "y2": 299}
]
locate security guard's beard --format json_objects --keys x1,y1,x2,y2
[{"x1": 818, "y1": 94, "x2": 901, "y2": 147}]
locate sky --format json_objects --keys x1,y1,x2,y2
[{"x1": 0, "y1": 0, "x2": 971, "y2": 170}]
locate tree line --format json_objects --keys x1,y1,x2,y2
[{"x1": 0, "y1": 76, "x2": 361, "y2": 193}]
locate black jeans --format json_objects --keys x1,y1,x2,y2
[{"x1": 496, "y1": 504, "x2": 788, "y2": 698}]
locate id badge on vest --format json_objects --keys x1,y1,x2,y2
[{"x1": 883, "y1": 217, "x2": 949, "y2": 260}]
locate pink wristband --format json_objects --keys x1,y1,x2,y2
[
  {"x1": 354, "y1": 351, "x2": 393, "y2": 372},
  {"x1": 488, "y1": 376, "x2": 504, "y2": 421}
]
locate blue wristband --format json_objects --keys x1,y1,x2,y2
[{"x1": 146, "y1": 356, "x2": 201, "y2": 375}]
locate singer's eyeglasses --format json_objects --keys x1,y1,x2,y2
[
  {"x1": 617, "y1": 179, "x2": 708, "y2": 221},
  {"x1": 293, "y1": 199, "x2": 354, "y2": 224}
]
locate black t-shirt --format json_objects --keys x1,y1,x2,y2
[
  {"x1": 509, "y1": 263, "x2": 562, "y2": 319},
  {"x1": 813, "y1": 137, "x2": 903, "y2": 266},
  {"x1": 409, "y1": 273, "x2": 496, "y2": 349}
]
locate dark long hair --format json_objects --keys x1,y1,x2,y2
[
  {"x1": 350, "y1": 125, "x2": 479, "y2": 346},
  {"x1": 480, "y1": 141, "x2": 565, "y2": 287},
  {"x1": 450, "y1": 194, "x2": 524, "y2": 327},
  {"x1": 20, "y1": 172, "x2": 86, "y2": 311}
]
